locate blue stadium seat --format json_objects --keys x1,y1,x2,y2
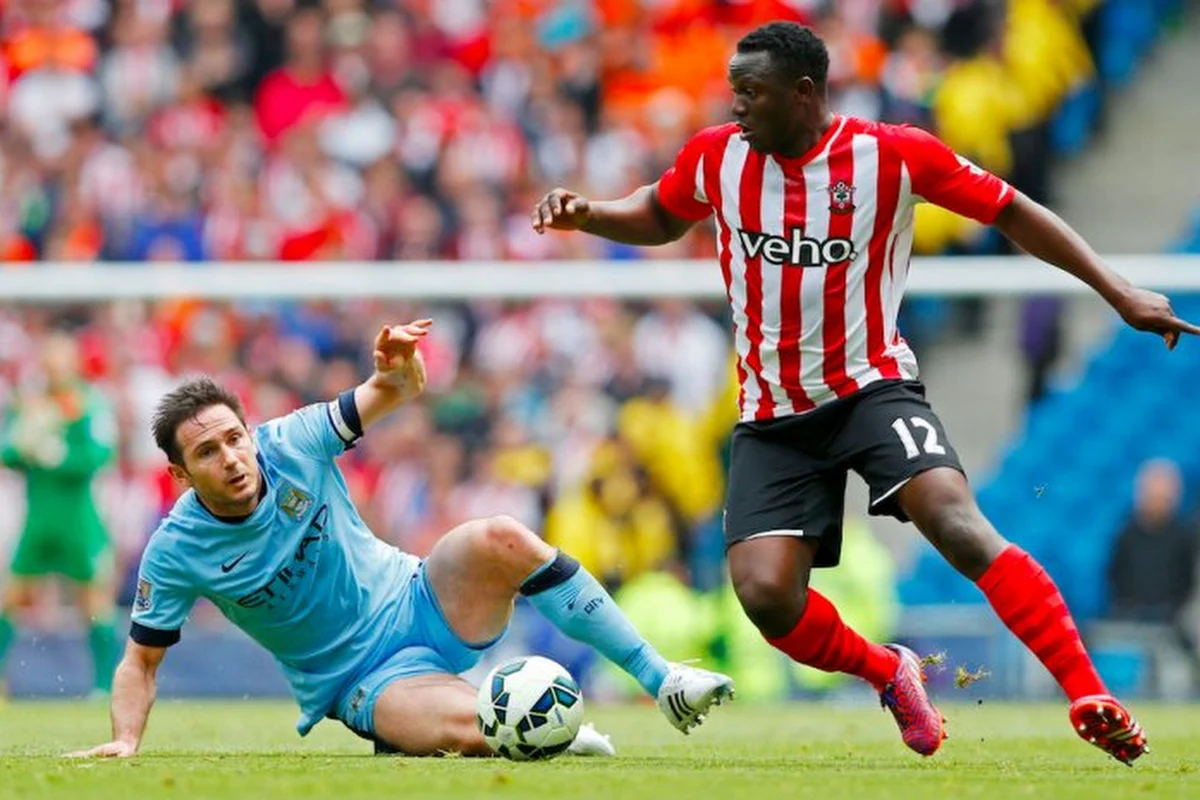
[
  {"x1": 1098, "y1": 0, "x2": 1158, "y2": 86},
  {"x1": 1051, "y1": 82, "x2": 1101, "y2": 157},
  {"x1": 1090, "y1": 648, "x2": 1147, "y2": 696}
]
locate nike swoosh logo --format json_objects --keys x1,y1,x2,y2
[{"x1": 221, "y1": 552, "x2": 249, "y2": 573}]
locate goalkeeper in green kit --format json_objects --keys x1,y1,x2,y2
[{"x1": 0, "y1": 332, "x2": 118, "y2": 697}]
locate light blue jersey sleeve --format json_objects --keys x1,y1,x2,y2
[
  {"x1": 257, "y1": 393, "x2": 362, "y2": 463},
  {"x1": 129, "y1": 532, "x2": 199, "y2": 648}
]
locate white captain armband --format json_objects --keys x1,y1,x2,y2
[{"x1": 327, "y1": 390, "x2": 364, "y2": 446}]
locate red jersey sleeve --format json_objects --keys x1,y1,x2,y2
[
  {"x1": 655, "y1": 126, "x2": 732, "y2": 222},
  {"x1": 886, "y1": 125, "x2": 1015, "y2": 224}
]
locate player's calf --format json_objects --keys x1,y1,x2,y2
[
  {"x1": 368, "y1": 674, "x2": 497, "y2": 757},
  {"x1": 374, "y1": 710, "x2": 494, "y2": 757},
  {"x1": 520, "y1": 551, "x2": 735, "y2": 727},
  {"x1": 897, "y1": 473, "x2": 1006, "y2": 581}
]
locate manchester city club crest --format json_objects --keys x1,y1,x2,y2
[
  {"x1": 278, "y1": 484, "x2": 314, "y2": 521},
  {"x1": 135, "y1": 579, "x2": 153, "y2": 612},
  {"x1": 349, "y1": 687, "x2": 367, "y2": 713},
  {"x1": 828, "y1": 180, "x2": 856, "y2": 214}
]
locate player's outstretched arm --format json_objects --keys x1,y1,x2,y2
[
  {"x1": 353, "y1": 319, "x2": 431, "y2": 430},
  {"x1": 66, "y1": 641, "x2": 166, "y2": 758},
  {"x1": 994, "y1": 191, "x2": 1200, "y2": 350},
  {"x1": 530, "y1": 184, "x2": 695, "y2": 246}
]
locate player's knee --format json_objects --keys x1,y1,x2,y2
[
  {"x1": 476, "y1": 515, "x2": 547, "y2": 561},
  {"x1": 732, "y1": 571, "x2": 807, "y2": 636}
]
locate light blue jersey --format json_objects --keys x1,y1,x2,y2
[{"x1": 131, "y1": 401, "x2": 420, "y2": 735}]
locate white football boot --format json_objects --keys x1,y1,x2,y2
[
  {"x1": 656, "y1": 663, "x2": 735, "y2": 734},
  {"x1": 567, "y1": 722, "x2": 617, "y2": 757}
]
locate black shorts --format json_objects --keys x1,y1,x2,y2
[{"x1": 723, "y1": 380, "x2": 964, "y2": 568}]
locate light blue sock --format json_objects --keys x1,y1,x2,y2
[{"x1": 521, "y1": 552, "x2": 670, "y2": 697}]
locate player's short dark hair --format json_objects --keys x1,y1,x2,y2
[
  {"x1": 152, "y1": 376, "x2": 247, "y2": 466},
  {"x1": 736, "y1": 21, "x2": 829, "y2": 87}
]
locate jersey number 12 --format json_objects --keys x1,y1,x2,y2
[{"x1": 890, "y1": 416, "x2": 946, "y2": 459}]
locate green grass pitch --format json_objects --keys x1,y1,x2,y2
[{"x1": 1, "y1": 699, "x2": 1197, "y2": 799}]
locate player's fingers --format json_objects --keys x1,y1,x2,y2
[
  {"x1": 373, "y1": 326, "x2": 390, "y2": 350},
  {"x1": 388, "y1": 325, "x2": 420, "y2": 343},
  {"x1": 63, "y1": 745, "x2": 113, "y2": 758},
  {"x1": 405, "y1": 318, "x2": 433, "y2": 333},
  {"x1": 1165, "y1": 331, "x2": 1179, "y2": 350},
  {"x1": 100, "y1": 745, "x2": 134, "y2": 758},
  {"x1": 549, "y1": 192, "x2": 564, "y2": 216},
  {"x1": 531, "y1": 202, "x2": 546, "y2": 232},
  {"x1": 1170, "y1": 316, "x2": 1200, "y2": 336}
]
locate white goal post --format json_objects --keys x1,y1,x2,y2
[{"x1": 1, "y1": 256, "x2": 1199, "y2": 301}]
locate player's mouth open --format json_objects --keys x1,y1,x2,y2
[{"x1": 228, "y1": 475, "x2": 248, "y2": 488}]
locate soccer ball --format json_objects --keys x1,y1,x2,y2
[{"x1": 476, "y1": 655, "x2": 584, "y2": 761}]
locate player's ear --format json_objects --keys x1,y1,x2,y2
[{"x1": 167, "y1": 462, "x2": 192, "y2": 489}]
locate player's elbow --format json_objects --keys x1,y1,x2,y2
[
  {"x1": 662, "y1": 222, "x2": 692, "y2": 244},
  {"x1": 647, "y1": 187, "x2": 694, "y2": 244},
  {"x1": 992, "y1": 190, "x2": 1043, "y2": 239}
]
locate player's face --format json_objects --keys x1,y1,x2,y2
[
  {"x1": 727, "y1": 50, "x2": 814, "y2": 156},
  {"x1": 170, "y1": 404, "x2": 261, "y2": 517},
  {"x1": 40, "y1": 334, "x2": 80, "y2": 390}
]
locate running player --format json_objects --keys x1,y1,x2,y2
[
  {"x1": 69, "y1": 319, "x2": 732, "y2": 758},
  {"x1": 531, "y1": 22, "x2": 1197, "y2": 765},
  {"x1": 0, "y1": 333, "x2": 118, "y2": 698}
]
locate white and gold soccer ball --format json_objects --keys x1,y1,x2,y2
[{"x1": 475, "y1": 655, "x2": 584, "y2": 761}]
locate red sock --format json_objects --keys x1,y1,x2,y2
[
  {"x1": 766, "y1": 588, "x2": 900, "y2": 689},
  {"x1": 976, "y1": 545, "x2": 1106, "y2": 701}
]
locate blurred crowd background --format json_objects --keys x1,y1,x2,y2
[
  {"x1": 0, "y1": 0, "x2": 1110, "y2": 264},
  {"x1": 2, "y1": 0, "x2": 1198, "y2": 702}
]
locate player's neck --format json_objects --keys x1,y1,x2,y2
[
  {"x1": 777, "y1": 111, "x2": 836, "y2": 160},
  {"x1": 198, "y1": 481, "x2": 266, "y2": 524}
]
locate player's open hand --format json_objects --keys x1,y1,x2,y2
[
  {"x1": 64, "y1": 740, "x2": 138, "y2": 759},
  {"x1": 374, "y1": 319, "x2": 431, "y2": 369},
  {"x1": 373, "y1": 319, "x2": 430, "y2": 401},
  {"x1": 531, "y1": 188, "x2": 591, "y2": 234},
  {"x1": 1115, "y1": 288, "x2": 1200, "y2": 350}
]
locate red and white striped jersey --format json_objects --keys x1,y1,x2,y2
[{"x1": 656, "y1": 115, "x2": 1015, "y2": 421}]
